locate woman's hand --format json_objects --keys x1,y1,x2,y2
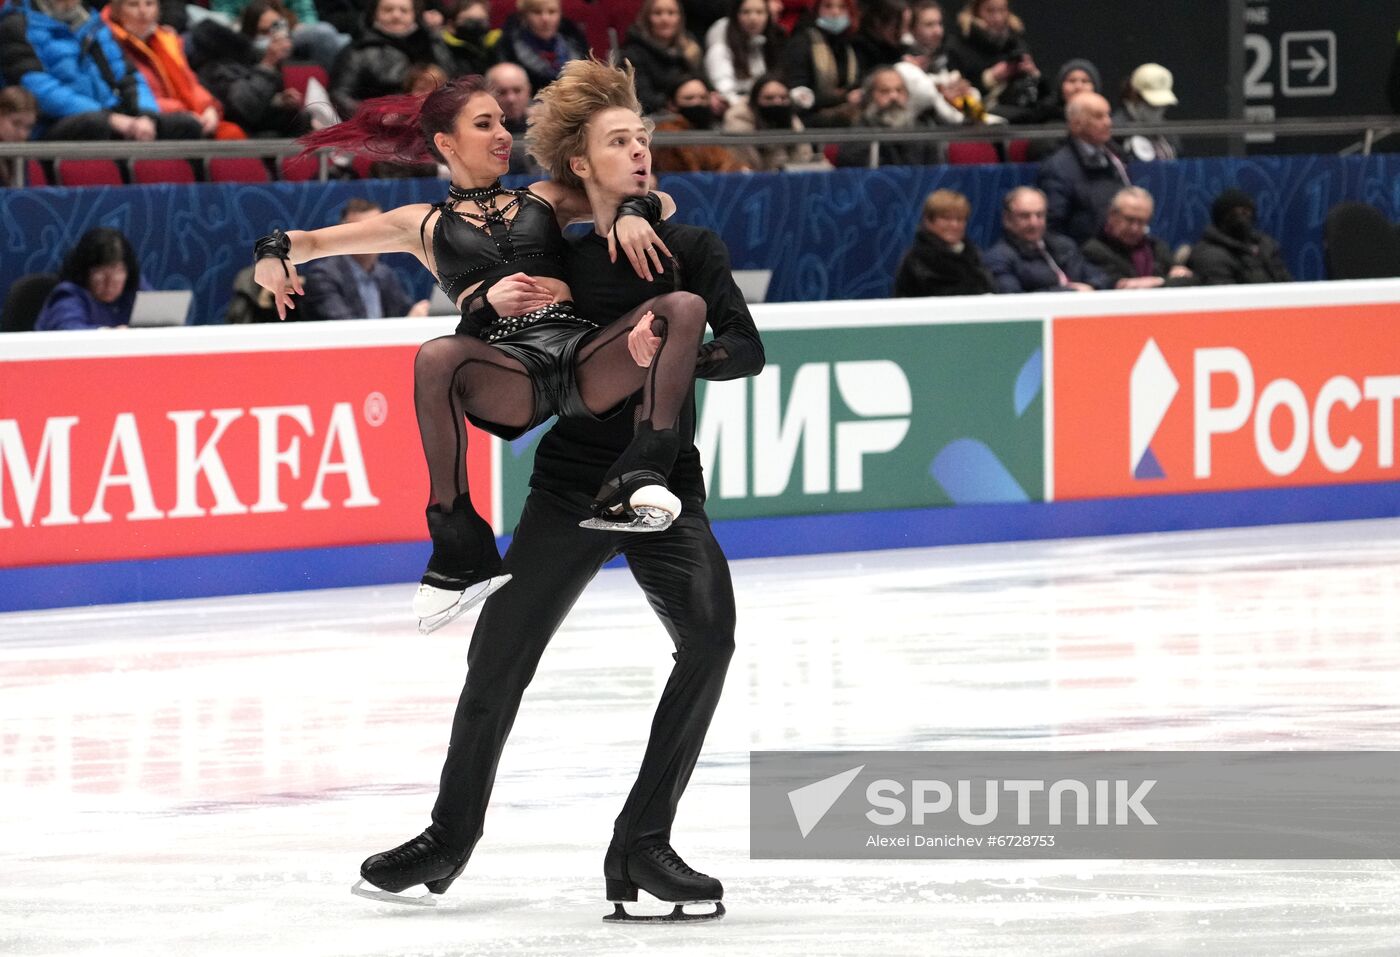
[
  {"x1": 627, "y1": 311, "x2": 661, "y2": 367},
  {"x1": 486, "y1": 272, "x2": 554, "y2": 317},
  {"x1": 253, "y1": 257, "x2": 304, "y2": 320},
  {"x1": 610, "y1": 216, "x2": 673, "y2": 282},
  {"x1": 199, "y1": 105, "x2": 220, "y2": 136}
]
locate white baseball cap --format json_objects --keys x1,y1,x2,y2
[{"x1": 1131, "y1": 63, "x2": 1178, "y2": 107}]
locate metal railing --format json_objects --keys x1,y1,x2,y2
[{"x1": 4, "y1": 114, "x2": 1398, "y2": 185}]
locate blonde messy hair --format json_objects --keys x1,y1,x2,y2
[{"x1": 526, "y1": 58, "x2": 652, "y2": 190}]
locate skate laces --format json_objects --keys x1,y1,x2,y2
[
  {"x1": 648, "y1": 844, "x2": 701, "y2": 878},
  {"x1": 382, "y1": 834, "x2": 444, "y2": 866}
]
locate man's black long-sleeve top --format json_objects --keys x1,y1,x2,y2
[{"x1": 531, "y1": 221, "x2": 766, "y2": 510}]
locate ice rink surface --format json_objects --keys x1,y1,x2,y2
[{"x1": 4, "y1": 519, "x2": 1400, "y2": 956}]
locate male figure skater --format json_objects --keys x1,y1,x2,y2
[{"x1": 353, "y1": 60, "x2": 764, "y2": 923}]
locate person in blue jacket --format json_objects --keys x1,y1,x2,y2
[
  {"x1": 984, "y1": 186, "x2": 1110, "y2": 293},
  {"x1": 0, "y1": 0, "x2": 201, "y2": 140},
  {"x1": 35, "y1": 228, "x2": 143, "y2": 330}
]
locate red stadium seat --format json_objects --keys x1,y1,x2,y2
[
  {"x1": 280, "y1": 152, "x2": 321, "y2": 181},
  {"x1": 132, "y1": 158, "x2": 196, "y2": 184},
  {"x1": 25, "y1": 159, "x2": 48, "y2": 186},
  {"x1": 208, "y1": 157, "x2": 271, "y2": 183},
  {"x1": 56, "y1": 158, "x2": 123, "y2": 187},
  {"x1": 350, "y1": 153, "x2": 375, "y2": 180},
  {"x1": 281, "y1": 61, "x2": 329, "y2": 100},
  {"x1": 1006, "y1": 139, "x2": 1031, "y2": 163},
  {"x1": 946, "y1": 141, "x2": 1001, "y2": 166}
]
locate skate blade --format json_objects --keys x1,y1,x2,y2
[
  {"x1": 578, "y1": 506, "x2": 674, "y2": 533},
  {"x1": 351, "y1": 878, "x2": 436, "y2": 907},
  {"x1": 604, "y1": 900, "x2": 725, "y2": 923},
  {"x1": 417, "y1": 574, "x2": 512, "y2": 635}
]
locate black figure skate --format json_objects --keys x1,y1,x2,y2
[
  {"x1": 602, "y1": 843, "x2": 725, "y2": 923},
  {"x1": 413, "y1": 492, "x2": 511, "y2": 634},
  {"x1": 579, "y1": 423, "x2": 682, "y2": 533},
  {"x1": 351, "y1": 831, "x2": 468, "y2": 907}
]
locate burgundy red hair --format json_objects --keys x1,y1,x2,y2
[{"x1": 296, "y1": 75, "x2": 492, "y2": 165}]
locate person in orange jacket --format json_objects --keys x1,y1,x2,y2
[{"x1": 102, "y1": 0, "x2": 246, "y2": 139}]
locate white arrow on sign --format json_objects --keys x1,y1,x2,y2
[{"x1": 1289, "y1": 46, "x2": 1327, "y2": 82}]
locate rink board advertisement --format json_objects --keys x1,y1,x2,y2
[
  {"x1": 0, "y1": 341, "x2": 496, "y2": 570},
  {"x1": 4, "y1": 280, "x2": 1400, "y2": 611},
  {"x1": 497, "y1": 322, "x2": 1046, "y2": 528},
  {"x1": 1053, "y1": 300, "x2": 1400, "y2": 500}
]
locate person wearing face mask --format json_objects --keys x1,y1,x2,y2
[
  {"x1": 35, "y1": 229, "x2": 144, "y2": 331},
  {"x1": 441, "y1": 0, "x2": 500, "y2": 77},
  {"x1": 1115, "y1": 63, "x2": 1181, "y2": 162},
  {"x1": 1188, "y1": 189, "x2": 1293, "y2": 286},
  {"x1": 652, "y1": 74, "x2": 748, "y2": 172},
  {"x1": 188, "y1": 0, "x2": 314, "y2": 138},
  {"x1": 721, "y1": 73, "x2": 825, "y2": 170},
  {"x1": 622, "y1": 0, "x2": 708, "y2": 117},
  {"x1": 780, "y1": 0, "x2": 861, "y2": 127},
  {"x1": 329, "y1": 0, "x2": 457, "y2": 119},
  {"x1": 102, "y1": 0, "x2": 247, "y2": 139}
]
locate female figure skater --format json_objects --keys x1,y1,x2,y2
[{"x1": 253, "y1": 71, "x2": 710, "y2": 633}]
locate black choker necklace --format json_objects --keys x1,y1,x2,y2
[{"x1": 448, "y1": 181, "x2": 504, "y2": 202}]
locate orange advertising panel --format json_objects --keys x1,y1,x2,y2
[
  {"x1": 1053, "y1": 302, "x2": 1400, "y2": 500},
  {"x1": 0, "y1": 347, "x2": 494, "y2": 568}
]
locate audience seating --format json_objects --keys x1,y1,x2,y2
[
  {"x1": 56, "y1": 158, "x2": 123, "y2": 187},
  {"x1": 25, "y1": 159, "x2": 48, "y2": 186},
  {"x1": 2, "y1": 273, "x2": 59, "y2": 333},
  {"x1": 207, "y1": 157, "x2": 271, "y2": 183},
  {"x1": 947, "y1": 141, "x2": 1001, "y2": 166},
  {"x1": 132, "y1": 158, "x2": 196, "y2": 185},
  {"x1": 1006, "y1": 139, "x2": 1031, "y2": 163},
  {"x1": 281, "y1": 62, "x2": 329, "y2": 100}
]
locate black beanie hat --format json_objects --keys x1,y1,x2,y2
[{"x1": 1211, "y1": 189, "x2": 1256, "y2": 227}]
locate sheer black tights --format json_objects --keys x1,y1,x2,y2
[{"x1": 413, "y1": 291, "x2": 707, "y2": 510}]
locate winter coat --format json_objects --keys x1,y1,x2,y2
[
  {"x1": 330, "y1": 22, "x2": 456, "y2": 118},
  {"x1": 300, "y1": 256, "x2": 413, "y2": 321},
  {"x1": 721, "y1": 100, "x2": 821, "y2": 171},
  {"x1": 440, "y1": 23, "x2": 500, "y2": 77},
  {"x1": 1036, "y1": 138, "x2": 1133, "y2": 245},
  {"x1": 188, "y1": 20, "x2": 298, "y2": 136},
  {"x1": 620, "y1": 24, "x2": 703, "y2": 115},
  {"x1": 0, "y1": 0, "x2": 157, "y2": 132},
  {"x1": 1187, "y1": 226, "x2": 1293, "y2": 286},
  {"x1": 34, "y1": 280, "x2": 137, "y2": 331},
  {"x1": 944, "y1": 8, "x2": 1044, "y2": 116},
  {"x1": 1081, "y1": 232, "x2": 1196, "y2": 287},
  {"x1": 703, "y1": 18, "x2": 772, "y2": 106},
  {"x1": 1114, "y1": 102, "x2": 1182, "y2": 162},
  {"x1": 983, "y1": 232, "x2": 1110, "y2": 293},
  {"x1": 497, "y1": 13, "x2": 587, "y2": 93},
  {"x1": 651, "y1": 115, "x2": 745, "y2": 173},
  {"x1": 894, "y1": 53, "x2": 979, "y2": 126},
  {"x1": 780, "y1": 19, "x2": 860, "y2": 125},
  {"x1": 893, "y1": 231, "x2": 993, "y2": 297}
]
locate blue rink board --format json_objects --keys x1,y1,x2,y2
[{"x1": 3, "y1": 482, "x2": 1398, "y2": 613}]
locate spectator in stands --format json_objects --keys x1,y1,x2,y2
[
  {"x1": 0, "y1": 0, "x2": 203, "y2": 142},
  {"x1": 652, "y1": 74, "x2": 748, "y2": 172},
  {"x1": 984, "y1": 186, "x2": 1109, "y2": 293},
  {"x1": 1037, "y1": 91, "x2": 1131, "y2": 244},
  {"x1": 441, "y1": 0, "x2": 500, "y2": 77},
  {"x1": 0, "y1": 88, "x2": 37, "y2": 187},
  {"x1": 623, "y1": 0, "x2": 709, "y2": 117},
  {"x1": 35, "y1": 228, "x2": 142, "y2": 331},
  {"x1": 498, "y1": 0, "x2": 587, "y2": 94},
  {"x1": 1188, "y1": 189, "x2": 1292, "y2": 286},
  {"x1": 189, "y1": 1, "x2": 312, "y2": 138},
  {"x1": 781, "y1": 0, "x2": 861, "y2": 127},
  {"x1": 851, "y1": 0, "x2": 908, "y2": 73},
  {"x1": 485, "y1": 61, "x2": 540, "y2": 174},
  {"x1": 835, "y1": 66, "x2": 941, "y2": 167},
  {"x1": 1116, "y1": 63, "x2": 1180, "y2": 161},
  {"x1": 1081, "y1": 186, "x2": 1196, "y2": 289},
  {"x1": 894, "y1": 189, "x2": 993, "y2": 297},
  {"x1": 211, "y1": 0, "x2": 347, "y2": 71},
  {"x1": 1021, "y1": 58, "x2": 1098, "y2": 159},
  {"x1": 722, "y1": 72, "x2": 826, "y2": 170},
  {"x1": 300, "y1": 200, "x2": 432, "y2": 321},
  {"x1": 103, "y1": 0, "x2": 245, "y2": 140},
  {"x1": 704, "y1": 0, "x2": 784, "y2": 108},
  {"x1": 330, "y1": 0, "x2": 456, "y2": 119},
  {"x1": 895, "y1": 0, "x2": 989, "y2": 126},
  {"x1": 945, "y1": 0, "x2": 1044, "y2": 122},
  {"x1": 367, "y1": 63, "x2": 448, "y2": 176}
]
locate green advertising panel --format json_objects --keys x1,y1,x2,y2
[{"x1": 499, "y1": 320, "x2": 1044, "y2": 528}]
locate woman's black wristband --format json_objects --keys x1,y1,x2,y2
[
  {"x1": 616, "y1": 191, "x2": 662, "y2": 226},
  {"x1": 254, "y1": 228, "x2": 291, "y2": 276}
]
